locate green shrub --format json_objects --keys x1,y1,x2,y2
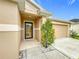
[
  {"x1": 41, "y1": 19, "x2": 54, "y2": 48},
  {"x1": 70, "y1": 30, "x2": 79, "y2": 40}
]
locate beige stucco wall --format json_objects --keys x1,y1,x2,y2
[
  {"x1": 0, "y1": 1, "x2": 21, "y2": 59},
  {"x1": 0, "y1": 1, "x2": 20, "y2": 25},
  {"x1": 42, "y1": 17, "x2": 47, "y2": 24},
  {"x1": 34, "y1": 18, "x2": 42, "y2": 41},
  {"x1": 71, "y1": 23, "x2": 79, "y2": 33}
]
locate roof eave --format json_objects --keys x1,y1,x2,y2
[
  {"x1": 26, "y1": 0, "x2": 40, "y2": 10},
  {"x1": 50, "y1": 19, "x2": 72, "y2": 24},
  {"x1": 29, "y1": 0, "x2": 52, "y2": 16}
]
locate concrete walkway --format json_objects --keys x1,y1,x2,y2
[
  {"x1": 20, "y1": 45, "x2": 69, "y2": 59},
  {"x1": 26, "y1": 45, "x2": 69, "y2": 59}
]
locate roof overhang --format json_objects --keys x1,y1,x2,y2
[
  {"x1": 21, "y1": 11, "x2": 42, "y2": 20},
  {"x1": 26, "y1": 0, "x2": 40, "y2": 10},
  {"x1": 29, "y1": 0, "x2": 52, "y2": 17},
  {"x1": 38, "y1": 10, "x2": 52, "y2": 17},
  {"x1": 10, "y1": 0, "x2": 52, "y2": 17},
  {"x1": 50, "y1": 19, "x2": 72, "y2": 24},
  {"x1": 10, "y1": 0, "x2": 17, "y2": 2}
]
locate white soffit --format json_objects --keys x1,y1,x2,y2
[{"x1": 0, "y1": 24, "x2": 20, "y2": 31}]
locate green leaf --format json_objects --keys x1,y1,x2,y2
[{"x1": 41, "y1": 19, "x2": 54, "y2": 48}]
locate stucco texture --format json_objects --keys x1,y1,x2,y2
[{"x1": 0, "y1": 1, "x2": 21, "y2": 59}]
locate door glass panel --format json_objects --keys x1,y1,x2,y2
[{"x1": 25, "y1": 22, "x2": 33, "y2": 39}]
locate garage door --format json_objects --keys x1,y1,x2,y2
[{"x1": 53, "y1": 24, "x2": 68, "y2": 38}]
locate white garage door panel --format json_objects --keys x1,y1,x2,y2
[{"x1": 53, "y1": 24, "x2": 68, "y2": 38}]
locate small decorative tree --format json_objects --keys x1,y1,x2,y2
[{"x1": 41, "y1": 19, "x2": 54, "y2": 48}]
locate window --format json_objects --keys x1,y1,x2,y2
[{"x1": 25, "y1": 22, "x2": 33, "y2": 39}]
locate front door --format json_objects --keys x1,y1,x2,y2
[{"x1": 25, "y1": 22, "x2": 33, "y2": 39}]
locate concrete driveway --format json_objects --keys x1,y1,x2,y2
[{"x1": 53, "y1": 38, "x2": 79, "y2": 59}]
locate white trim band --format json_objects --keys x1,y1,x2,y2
[{"x1": 0, "y1": 24, "x2": 20, "y2": 31}]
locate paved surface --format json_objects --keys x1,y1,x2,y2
[
  {"x1": 20, "y1": 40, "x2": 40, "y2": 50},
  {"x1": 54, "y1": 38, "x2": 79, "y2": 59},
  {"x1": 20, "y1": 38, "x2": 79, "y2": 59},
  {"x1": 26, "y1": 45, "x2": 69, "y2": 59}
]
